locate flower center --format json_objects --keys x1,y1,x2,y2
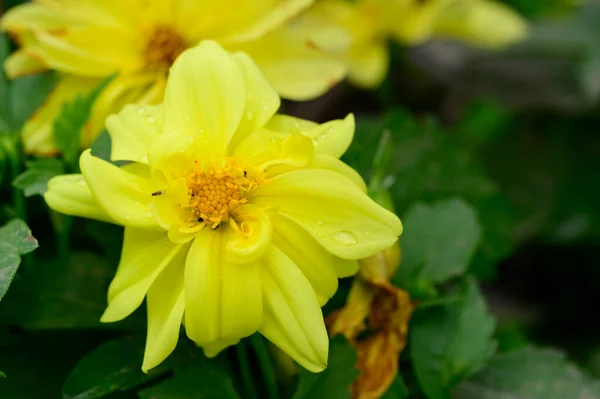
[
  {"x1": 185, "y1": 159, "x2": 260, "y2": 228},
  {"x1": 144, "y1": 26, "x2": 186, "y2": 67}
]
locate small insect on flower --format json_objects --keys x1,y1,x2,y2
[{"x1": 44, "y1": 41, "x2": 402, "y2": 374}]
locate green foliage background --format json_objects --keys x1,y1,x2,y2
[{"x1": 2, "y1": 0, "x2": 600, "y2": 398}]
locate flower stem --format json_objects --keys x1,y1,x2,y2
[
  {"x1": 250, "y1": 334, "x2": 279, "y2": 399},
  {"x1": 1, "y1": 135, "x2": 26, "y2": 221},
  {"x1": 236, "y1": 340, "x2": 259, "y2": 399}
]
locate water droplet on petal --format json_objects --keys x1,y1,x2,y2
[
  {"x1": 365, "y1": 231, "x2": 371, "y2": 235},
  {"x1": 246, "y1": 110, "x2": 254, "y2": 120},
  {"x1": 137, "y1": 108, "x2": 146, "y2": 114},
  {"x1": 332, "y1": 231, "x2": 358, "y2": 246},
  {"x1": 316, "y1": 219, "x2": 324, "y2": 225},
  {"x1": 307, "y1": 226, "x2": 315, "y2": 234},
  {"x1": 147, "y1": 116, "x2": 156, "y2": 124}
]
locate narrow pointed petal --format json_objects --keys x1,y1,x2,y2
[
  {"x1": 347, "y1": 41, "x2": 389, "y2": 89},
  {"x1": 101, "y1": 228, "x2": 186, "y2": 323},
  {"x1": 80, "y1": 150, "x2": 157, "y2": 229},
  {"x1": 4, "y1": 49, "x2": 46, "y2": 78},
  {"x1": 44, "y1": 174, "x2": 114, "y2": 223},
  {"x1": 202, "y1": 339, "x2": 241, "y2": 358},
  {"x1": 249, "y1": 169, "x2": 402, "y2": 260},
  {"x1": 227, "y1": 52, "x2": 280, "y2": 152},
  {"x1": 106, "y1": 103, "x2": 164, "y2": 163},
  {"x1": 237, "y1": 27, "x2": 347, "y2": 101},
  {"x1": 271, "y1": 213, "x2": 338, "y2": 306},
  {"x1": 163, "y1": 41, "x2": 245, "y2": 158},
  {"x1": 265, "y1": 114, "x2": 354, "y2": 158},
  {"x1": 332, "y1": 258, "x2": 360, "y2": 278},
  {"x1": 184, "y1": 229, "x2": 221, "y2": 345},
  {"x1": 220, "y1": 260, "x2": 262, "y2": 340},
  {"x1": 259, "y1": 247, "x2": 328, "y2": 372},
  {"x1": 142, "y1": 253, "x2": 186, "y2": 372}
]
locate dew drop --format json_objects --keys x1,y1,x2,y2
[
  {"x1": 332, "y1": 231, "x2": 358, "y2": 246},
  {"x1": 246, "y1": 110, "x2": 254, "y2": 120},
  {"x1": 316, "y1": 219, "x2": 324, "y2": 225},
  {"x1": 307, "y1": 226, "x2": 316, "y2": 234},
  {"x1": 147, "y1": 116, "x2": 156, "y2": 124},
  {"x1": 365, "y1": 231, "x2": 371, "y2": 235},
  {"x1": 137, "y1": 108, "x2": 146, "y2": 115},
  {"x1": 75, "y1": 178, "x2": 87, "y2": 186}
]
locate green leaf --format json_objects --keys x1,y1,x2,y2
[
  {"x1": 293, "y1": 336, "x2": 359, "y2": 399},
  {"x1": 137, "y1": 360, "x2": 240, "y2": 399},
  {"x1": 63, "y1": 336, "x2": 171, "y2": 399},
  {"x1": 9, "y1": 71, "x2": 57, "y2": 131},
  {"x1": 0, "y1": 252, "x2": 142, "y2": 329},
  {"x1": 394, "y1": 199, "x2": 481, "y2": 292},
  {"x1": 410, "y1": 278, "x2": 496, "y2": 399},
  {"x1": 13, "y1": 158, "x2": 64, "y2": 197},
  {"x1": 53, "y1": 76, "x2": 113, "y2": 166},
  {"x1": 381, "y1": 375, "x2": 410, "y2": 399},
  {"x1": 455, "y1": 346, "x2": 600, "y2": 399},
  {"x1": 0, "y1": 371, "x2": 6, "y2": 378},
  {"x1": 0, "y1": 219, "x2": 38, "y2": 301}
]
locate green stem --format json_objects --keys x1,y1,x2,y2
[
  {"x1": 250, "y1": 334, "x2": 279, "y2": 399},
  {"x1": 236, "y1": 341, "x2": 259, "y2": 399},
  {"x1": 49, "y1": 210, "x2": 72, "y2": 265},
  {"x1": 1, "y1": 135, "x2": 26, "y2": 221}
]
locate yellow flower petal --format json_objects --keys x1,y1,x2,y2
[
  {"x1": 249, "y1": 169, "x2": 402, "y2": 260},
  {"x1": 347, "y1": 40, "x2": 389, "y2": 89},
  {"x1": 88, "y1": 72, "x2": 166, "y2": 149},
  {"x1": 223, "y1": 204, "x2": 273, "y2": 265},
  {"x1": 149, "y1": 178, "x2": 189, "y2": 231},
  {"x1": 265, "y1": 114, "x2": 318, "y2": 134},
  {"x1": 332, "y1": 257, "x2": 360, "y2": 278},
  {"x1": 271, "y1": 213, "x2": 338, "y2": 306},
  {"x1": 101, "y1": 228, "x2": 187, "y2": 323},
  {"x1": 202, "y1": 339, "x2": 241, "y2": 358},
  {"x1": 80, "y1": 150, "x2": 157, "y2": 229},
  {"x1": 220, "y1": 260, "x2": 262, "y2": 340},
  {"x1": 233, "y1": 129, "x2": 314, "y2": 177},
  {"x1": 142, "y1": 254, "x2": 186, "y2": 372},
  {"x1": 4, "y1": 49, "x2": 47, "y2": 78},
  {"x1": 433, "y1": 0, "x2": 527, "y2": 48},
  {"x1": 106, "y1": 103, "x2": 164, "y2": 163},
  {"x1": 259, "y1": 246, "x2": 328, "y2": 373},
  {"x1": 227, "y1": 51, "x2": 280, "y2": 152},
  {"x1": 237, "y1": 27, "x2": 346, "y2": 101},
  {"x1": 265, "y1": 113, "x2": 354, "y2": 159},
  {"x1": 163, "y1": 41, "x2": 245, "y2": 159},
  {"x1": 21, "y1": 74, "x2": 102, "y2": 155},
  {"x1": 184, "y1": 228, "x2": 221, "y2": 345},
  {"x1": 44, "y1": 174, "x2": 114, "y2": 223},
  {"x1": 308, "y1": 154, "x2": 366, "y2": 192},
  {"x1": 189, "y1": 0, "x2": 313, "y2": 44},
  {"x1": 2, "y1": 2, "x2": 142, "y2": 77}
]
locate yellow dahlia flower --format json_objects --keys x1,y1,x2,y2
[
  {"x1": 43, "y1": 41, "x2": 402, "y2": 373},
  {"x1": 297, "y1": 0, "x2": 527, "y2": 88},
  {"x1": 1, "y1": 0, "x2": 346, "y2": 154}
]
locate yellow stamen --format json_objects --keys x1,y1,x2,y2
[
  {"x1": 186, "y1": 159, "x2": 260, "y2": 228},
  {"x1": 144, "y1": 26, "x2": 186, "y2": 68}
]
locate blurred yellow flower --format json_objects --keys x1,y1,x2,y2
[
  {"x1": 1, "y1": 0, "x2": 346, "y2": 155},
  {"x1": 297, "y1": 0, "x2": 528, "y2": 88},
  {"x1": 44, "y1": 41, "x2": 402, "y2": 372}
]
